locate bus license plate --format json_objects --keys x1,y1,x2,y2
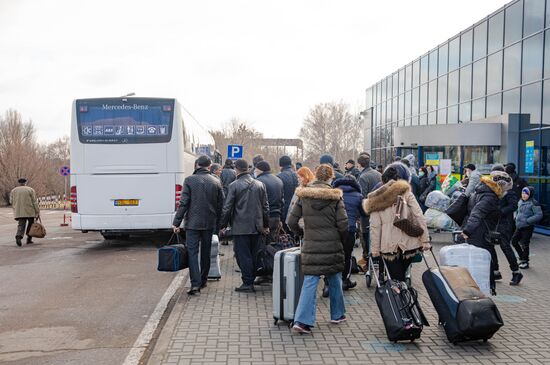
[{"x1": 114, "y1": 199, "x2": 139, "y2": 206}]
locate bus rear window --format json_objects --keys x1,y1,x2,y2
[{"x1": 76, "y1": 98, "x2": 174, "y2": 144}]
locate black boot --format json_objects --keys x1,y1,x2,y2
[
  {"x1": 15, "y1": 236, "x2": 22, "y2": 247},
  {"x1": 26, "y1": 237, "x2": 34, "y2": 244},
  {"x1": 493, "y1": 271, "x2": 502, "y2": 281},
  {"x1": 510, "y1": 272, "x2": 524, "y2": 286},
  {"x1": 343, "y1": 278, "x2": 357, "y2": 291}
]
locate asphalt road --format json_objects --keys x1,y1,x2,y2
[{"x1": 0, "y1": 208, "x2": 179, "y2": 365}]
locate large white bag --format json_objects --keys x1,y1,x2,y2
[
  {"x1": 425, "y1": 190, "x2": 452, "y2": 212},
  {"x1": 207, "y1": 235, "x2": 222, "y2": 280},
  {"x1": 439, "y1": 243, "x2": 491, "y2": 295},
  {"x1": 424, "y1": 208, "x2": 459, "y2": 230}
]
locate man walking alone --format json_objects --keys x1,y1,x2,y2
[
  {"x1": 10, "y1": 178, "x2": 40, "y2": 247},
  {"x1": 221, "y1": 159, "x2": 270, "y2": 293},
  {"x1": 173, "y1": 156, "x2": 224, "y2": 295}
]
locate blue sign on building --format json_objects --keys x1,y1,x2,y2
[
  {"x1": 525, "y1": 140, "x2": 535, "y2": 174},
  {"x1": 227, "y1": 145, "x2": 243, "y2": 160}
]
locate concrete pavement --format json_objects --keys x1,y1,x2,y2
[{"x1": 149, "y1": 233, "x2": 550, "y2": 365}]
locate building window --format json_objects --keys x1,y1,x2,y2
[
  {"x1": 428, "y1": 111, "x2": 437, "y2": 125},
  {"x1": 461, "y1": 29, "x2": 473, "y2": 66},
  {"x1": 406, "y1": 64, "x2": 413, "y2": 91},
  {"x1": 524, "y1": 0, "x2": 544, "y2": 36},
  {"x1": 463, "y1": 146, "x2": 501, "y2": 171},
  {"x1": 428, "y1": 79, "x2": 437, "y2": 111},
  {"x1": 413, "y1": 60, "x2": 420, "y2": 88},
  {"x1": 392, "y1": 73, "x2": 399, "y2": 97},
  {"x1": 521, "y1": 82, "x2": 542, "y2": 128},
  {"x1": 522, "y1": 33, "x2": 543, "y2": 84},
  {"x1": 502, "y1": 87, "x2": 520, "y2": 115},
  {"x1": 420, "y1": 55, "x2": 428, "y2": 84},
  {"x1": 399, "y1": 94, "x2": 405, "y2": 120},
  {"x1": 487, "y1": 93, "x2": 502, "y2": 117},
  {"x1": 460, "y1": 102, "x2": 472, "y2": 122},
  {"x1": 439, "y1": 43, "x2": 449, "y2": 76},
  {"x1": 449, "y1": 37, "x2": 460, "y2": 71},
  {"x1": 505, "y1": 1, "x2": 523, "y2": 46},
  {"x1": 429, "y1": 50, "x2": 438, "y2": 81},
  {"x1": 488, "y1": 11, "x2": 504, "y2": 53},
  {"x1": 503, "y1": 42, "x2": 521, "y2": 90},
  {"x1": 366, "y1": 88, "x2": 373, "y2": 109},
  {"x1": 487, "y1": 51, "x2": 503, "y2": 94},
  {"x1": 543, "y1": 80, "x2": 550, "y2": 125},
  {"x1": 448, "y1": 70, "x2": 459, "y2": 106},
  {"x1": 460, "y1": 65, "x2": 472, "y2": 102},
  {"x1": 399, "y1": 68, "x2": 405, "y2": 94},
  {"x1": 412, "y1": 87, "x2": 419, "y2": 117},
  {"x1": 448, "y1": 105, "x2": 459, "y2": 124},
  {"x1": 420, "y1": 84, "x2": 428, "y2": 114},
  {"x1": 472, "y1": 98, "x2": 486, "y2": 120},
  {"x1": 438, "y1": 75, "x2": 448, "y2": 109},
  {"x1": 474, "y1": 21, "x2": 488, "y2": 60},
  {"x1": 438, "y1": 109, "x2": 447, "y2": 124},
  {"x1": 404, "y1": 90, "x2": 412, "y2": 118},
  {"x1": 472, "y1": 58, "x2": 487, "y2": 99},
  {"x1": 392, "y1": 97, "x2": 398, "y2": 123}
]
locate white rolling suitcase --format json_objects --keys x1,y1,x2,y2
[
  {"x1": 439, "y1": 243, "x2": 491, "y2": 295},
  {"x1": 272, "y1": 247, "x2": 302, "y2": 325},
  {"x1": 207, "y1": 235, "x2": 222, "y2": 280}
]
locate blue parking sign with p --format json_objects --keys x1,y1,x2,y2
[{"x1": 227, "y1": 145, "x2": 243, "y2": 160}]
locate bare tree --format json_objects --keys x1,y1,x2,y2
[
  {"x1": 210, "y1": 118, "x2": 264, "y2": 162},
  {"x1": 0, "y1": 109, "x2": 70, "y2": 205},
  {"x1": 299, "y1": 101, "x2": 363, "y2": 167}
]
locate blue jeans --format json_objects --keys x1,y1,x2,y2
[
  {"x1": 294, "y1": 273, "x2": 345, "y2": 327},
  {"x1": 233, "y1": 234, "x2": 262, "y2": 285},
  {"x1": 186, "y1": 229, "x2": 213, "y2": 288}
]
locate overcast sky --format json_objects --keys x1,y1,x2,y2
[{"x1": 0, "y1": 0, "x2": 509, "y2": 143}]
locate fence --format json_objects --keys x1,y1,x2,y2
[{"x1": 38, "y1": 195, "x2": 69, "y2": 210}]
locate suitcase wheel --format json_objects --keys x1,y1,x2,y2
[{"x1": 365, "y1": 273, "x2": 372, "y2": 288}]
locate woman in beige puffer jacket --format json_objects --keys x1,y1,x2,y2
[{"x1": 363, "y1": 164, "x2": 430, "y2": 281}]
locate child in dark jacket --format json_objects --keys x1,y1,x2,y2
[
  {"x1": 511, "y1": 186, "x2": 543, "y2": 269},
  {"x1": 333, "y1": 176, "x2": 364, "y2": 290}
]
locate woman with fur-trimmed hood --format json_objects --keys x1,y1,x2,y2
[
  {"x1": 287, "y1": 164, "x2": 348, "y2": 335},
  {"x1": 363, "y1": 164, "x2": 430, "y2": 282}
]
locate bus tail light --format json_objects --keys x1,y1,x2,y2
[
  {"x1": 70, "y1": 186, "x2": 78, "y2": 213},
  {"x1": 175, "y1": 184, "x2": 183, "y2": 210}
]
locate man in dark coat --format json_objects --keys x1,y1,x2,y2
[
  {"x1": 173, "y1": 156, "x2": 225, "y2": 295},
  {"x1": 461, "y1": 176, "x2": 502, "y2": 295},
  {"x1": 505, "y1": 162, "x2": 528, "y2": 201},
  {"x1": 344, "y1": 159, "x2": 361, "y2": 179},
  {"x1": 320, "y1": 154, "x2": 344, "y2": 179},
  {"x1": 255, "y1": 161, "x2": 284, "y2": 242},
  {"x1": 221, "y1": 159, "x2": 270, "y2": 292},
  {"x1": 220, "y1": 159, "x2": 236, "y2": 198},
  {"x1": 277, "y1": 155, "x2": 299, "y2": 230}
]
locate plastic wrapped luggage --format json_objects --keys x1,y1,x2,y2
[
  {"x1": 157, "y1": 234, "x2": 188, "y2": 272},
  {"x1": 424, "y1": 208, "x2": 459, "y2": 230},
  {"x1": 208, "y1": 235, "x2": 222, "y2": 280},
  {"x1": 425, "y1": 191, "x2": 452, "y2": 212},
  {"x1": 439, "y1": 243, "x2": 491, "y2": 295},
  {"x1": 272, "y1": 247, "x2": 302, "y2": 325},
  {"x1": 372, "y1": 257, "x2": 429, "y2": 342},
  {"x1": 445, "y1": 193, "x2": 469, "y2": 226},
  {"x1": 422, "y1": 250, "x2": 503, "y2": 344}
]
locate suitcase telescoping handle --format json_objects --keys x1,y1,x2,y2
[
  {"x1": 368, "y1": 255, "x2": 393, "y2": 288},
  {"x1": 421, "y1": 248, "x2": 441, "y2": 271}
]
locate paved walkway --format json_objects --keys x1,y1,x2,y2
[{"x1": 149, "y1": 233, "x2": 550, "y2": 365}]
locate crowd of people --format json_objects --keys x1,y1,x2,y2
[{"x1": 168, "y1": 151, "x2": 544, "y2": 335}]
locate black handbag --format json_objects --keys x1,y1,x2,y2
[
  {"x1": 446, "y1": 193, "x2": 469, "y2": 226},
  {"x1": 483, "y1": 219, "x2": 502, "y2": 245}
]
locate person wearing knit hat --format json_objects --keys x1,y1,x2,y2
[
  {"x1": 320, "y1": 154, "x2": 344, "y2": 179},
  {"x1": 511, "y1": 185, "x2": 543, "y2": 269},
  {"x1": 277, "y1": 155, "x2": 299, "y2": 230},
  {"x1": 255, "y1": 160, "x2": 284, "y2": 286},
  {"x1": 490, "y1": 170, "x2": 523, "y2": 285}
]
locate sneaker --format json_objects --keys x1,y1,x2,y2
[
  {"x1": 235, "y1": 284, "x2": 255, "y2": 293},
  {"x1": 493, "y1": 271, "x2": 502, "y2": 281},
  {"x1": 343, "y1": 279, "x2": 357, "y2": 291},
  {"x1": 187, "y1": 287, "x2": 200, "y2": 295},
  {"x1": 330, "y1": 315, "x2": 347, "y2": 324},
  {"x1": 510, "y1": 272, "x2": 524, "y2": 286},
  {"x1": 519, "y1": 262, "x2": 529, "y2": 269},
  {"x1": 292, "y1": 322, "x2": 312, "y2": 334},
  {"x1": 15, "y1": 236, "x2": 22, "y2": 247}
]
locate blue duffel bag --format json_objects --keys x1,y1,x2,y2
[{"x1": 157, "y1": 234, "x2": 188, "y2": 272}]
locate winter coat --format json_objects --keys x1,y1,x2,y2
[
  {"x1": 515, "y1": 187, "x2": 543, "y2": 229},
  {"x1": 464, "y1": 169, "x2": 482, "y2": 197},
  {"x1": 173, "y1": 168, "x2": 224, "y2": 230},
  {"x1": 497, "y1": 190, "x2": 519, "y2": 240},
  {"x1": 287, "y1": 181, "x2": 347, "y2": 275},
  {"x1": 220, "y1": 167, "x2": 236, "y2": 198},
  {"x1": 221, "y1": 173, "x2": 269, "y2": 235},
  {"x1": 345, "y1": 166, "x2": 361, "y2": 180},
  {"x1": 277, "y1": 166, "x2": 299, "y2": 222},
  {"x1": 256, "y1": 171, "x2": 284, "y2": 218},
  {"x1": 10, "y1": 186, "x2": 40, "y2": 219},
  {"x1": 363, "y1": 180, "x2": 429, "y2": 259},
  {"x1": 358, "y1": 167, "x2": 382, "y2": 198},
  {"x1": 410, "y1": 174, "x2": 421, "y2": 200},
  {"x1": 333, "y1": 178, "x2": 364, "y2": 232},
  {"x1": 509, "y1": 172, "x2": 528, "y2": 200},
  {"x1": 419, "y1": 173, "x2": 437, "y2": 203},
  {"x1": 461, "y1": 177, "x2": 502, "y2": 247}
]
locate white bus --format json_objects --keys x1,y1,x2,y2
[{"x1": 70, "y1": 96, "x2": 221, "y2": 239}]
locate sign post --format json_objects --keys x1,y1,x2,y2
[
  {"x1": 227, "y1": 145, "x2": 243, "y2": 160},
  {"x1": 59, "y1": 166, "x2": 70, "y2": 227}
]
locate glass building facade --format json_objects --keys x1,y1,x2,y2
[{"x1": 365, "y1": 0, "x2": 550, "y2": 232}]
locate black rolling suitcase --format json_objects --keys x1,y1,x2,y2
[
  {"x1": 372, "y1": 256, "x2": 429, "y2": 343},
  {"x1": 421, "y1": 250, "x2": 503, "y2": 344}
]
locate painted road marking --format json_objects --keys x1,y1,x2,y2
[{"x1": 121, "y1": 270, "x2": 186, "y2": 365}]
